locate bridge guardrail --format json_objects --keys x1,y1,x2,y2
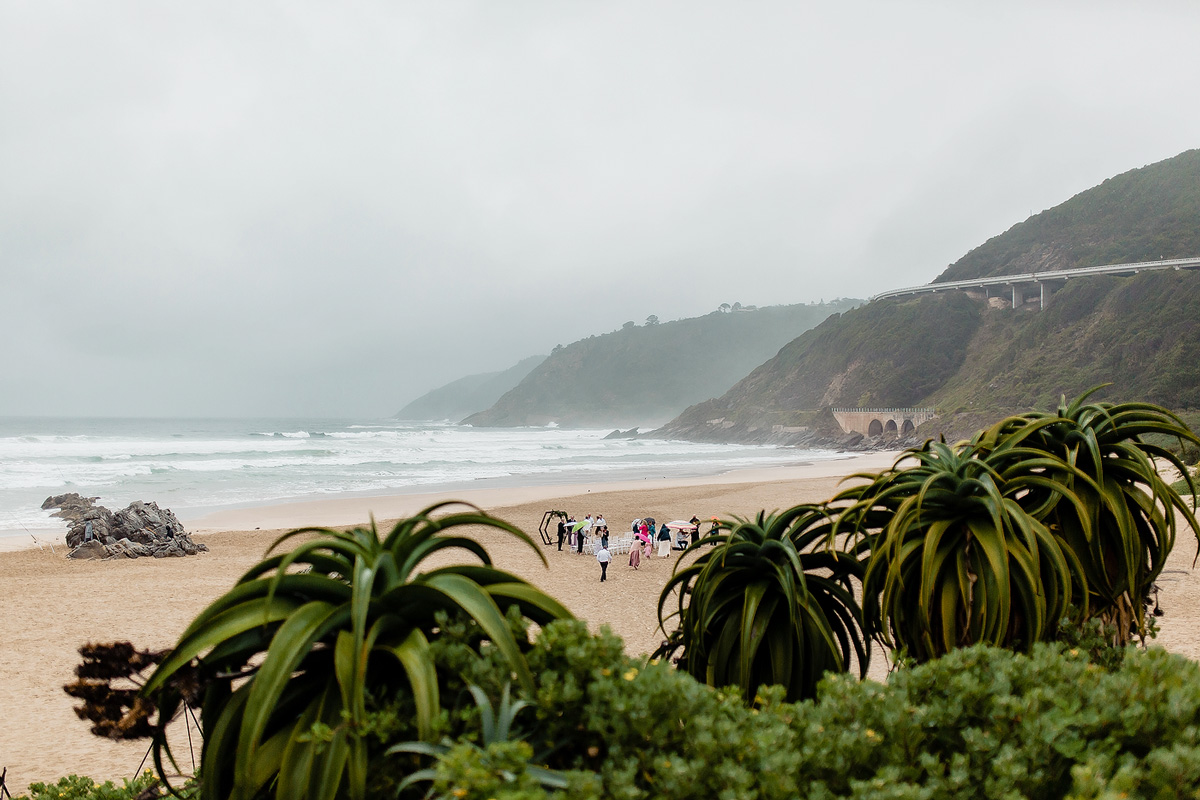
[{"x1": 870, "y1": 256, "x2": 1200, "y2": 303}]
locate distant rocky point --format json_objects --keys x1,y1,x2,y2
[{"x1": 42, "y1": 493, "x2": 209, "y2": 560}]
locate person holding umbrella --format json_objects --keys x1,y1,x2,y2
[
  {"x1": 632, "y1": 521, "x2": 651, "y2": 569},
  {"x1": 574, "y1": 515, "x2": 592, "y2": 554}
]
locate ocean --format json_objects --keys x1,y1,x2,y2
[{"x1": 0, "y1": 417, "x2": 838, "y2": 543}]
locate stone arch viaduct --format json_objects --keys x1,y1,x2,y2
[{"x1": 831, "y1": 408, "x2": 937, "y2": 437}]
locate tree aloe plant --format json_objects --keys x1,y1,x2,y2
[
  {"x1": 141, "y1": 503, "x2": 572, "y2": 800},
  {"x1": 836, "y1": 438, "x2": 1087, "y2": 662},
  {"x1": 388, "y1": 683, "x2": 570, "y2": 797},
  {"x1": 975, "y1": 388, "x2": 1200, "y2": 644},
  {"x1": 654, "y1": 504, "x2": 868, "y2": 702}
]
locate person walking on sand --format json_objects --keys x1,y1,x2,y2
[
  {"x1": 628, "y1": 537, "x2": 641, "y2": 569},
  {"x1": 657, "y1": 523, "x2": 672, "y2": 558},
  {"x1": 596, "y1": 543, "x2": 612, "y2": 582}
]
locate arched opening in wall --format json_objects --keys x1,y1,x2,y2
[
  {"x1": 901, "y1": 419, "x2": 915, "y2": 435},
  {"x1": 884, "y1": 419, "x2": 898, "y2": 435},
  {"x1": 868, "y1": 419, "x2": 883, "y2": 436}
]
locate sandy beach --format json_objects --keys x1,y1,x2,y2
[{"x1": 2, "y1": 450, "x2": 1198, "y2": 795}]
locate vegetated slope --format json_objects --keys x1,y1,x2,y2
[
  {"x1": 656, "y1": 148, "x2": 1200, "y2": 446},
  {"x1": 462, "y1": 300, "x2": 860, "y2": 428},
  {"x1": 928, "y1": 269, "x2": 1200, "y2": 412},
  {"x1": 656, "y1": 292, "x2": 983, "y2": 441},
  {"x1": 936, "y1": 148, "x2": 1200, "y2": 282},
  {"x1": 396, "y1": 355, "x2": 545, "y2": 420}
]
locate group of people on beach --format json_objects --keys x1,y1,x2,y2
[
  {"x1": 556, "y1": 512, "x2": 718, "y2": 582},
  {"x1": 556, "y1": 513, "x2": 610, "y2": 553}
]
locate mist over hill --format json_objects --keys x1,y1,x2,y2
[
  {"x1": 395, "y1": 355, "x2": 545, "y2": 421},
  {"x1": 462, "y1": 300, "x2": 860, "y2": 429},
  {"x1": 657, "y1": 149, "x2": 1200, "y2": 445}
]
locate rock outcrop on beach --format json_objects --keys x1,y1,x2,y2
[{"x1": 42, "y1": 493, "x2": 208, "y2": 560}]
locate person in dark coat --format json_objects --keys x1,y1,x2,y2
[{"x1": 557, "y1": 519, "x2": 567, "y2": 551}]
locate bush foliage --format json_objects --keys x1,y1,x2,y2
[
  {"x1": 405, "y1": 622, "x2": 1200, "y2": 800},
  {"x1": 13, "y1": 772, "x2": 165, "y2": 800}
]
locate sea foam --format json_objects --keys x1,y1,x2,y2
[{"x1": 0, "y1": 417, "x2": 838, "y2": 540}]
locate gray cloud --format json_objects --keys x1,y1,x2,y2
[{"x1": 3, "y1": 1, "x2": 1199, "y2": 416}]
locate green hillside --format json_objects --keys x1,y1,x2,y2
[
  {"x1": 656, "y1": 149, "x2": 1200, "y2": 444},
  {"x1": 462, "y1": 300, "x2": 860, "y2": 428},
  {"x1": 928, "y1": 270, "x2": 1200, "y2": 411},
  {"x1": 396, "y1": 355, "x2": 545, "y2": 420},
  {"x1": 657, "y1": 293, "x2": 983, "y2": 438},
  {"x1": 937, "y1": 149, "x2": 1200, "y2": 281}
]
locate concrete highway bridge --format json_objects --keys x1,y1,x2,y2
[
  {"x1": 832, "y1": 407, "x2": 937, "y2": 437},
  {"x1": 870, "y1": 256, "x2": 1200, "y2": 310}
]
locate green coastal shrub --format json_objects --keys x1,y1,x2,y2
[
  {"x1": 15, "y1": 772, "x2": 165, "y2": 800},
  {"x1": 401, "y1": 619, "x2": 803, "y2": 800},
  {"x1": 412, "y1": 624, "x2": 1200, "y2": 800}
]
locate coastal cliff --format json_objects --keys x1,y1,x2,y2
[{"x1": 654, "y1": 149, "x2": 1200, "y2": 446}]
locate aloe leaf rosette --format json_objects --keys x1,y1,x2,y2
[
  {"x1": 976, "y1": 388, "x2": 1200, "y2": 642},
  {"x1": 655, "y1": 504, "x2": 869, "y2": 703},
  {"x1": 141, "y1": 502, "x2": 572, "y2": 800},
  {"x1": 838, "y1": 439, "x2": 1085, "y2": 662}
]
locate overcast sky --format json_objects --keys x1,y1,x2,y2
[{"x1": 3, "y1": 2, "x2": 1199, "y2": 418}]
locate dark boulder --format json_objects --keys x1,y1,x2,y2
[{"x1": 42, "y1": 495, "x2": 209, "y2": 560}]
